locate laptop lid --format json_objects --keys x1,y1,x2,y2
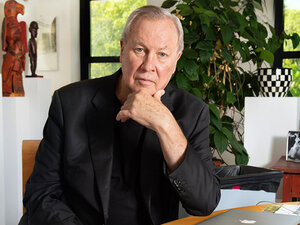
[{"x1": 197, "y1": 209, "x2": 300, "y2": 225}]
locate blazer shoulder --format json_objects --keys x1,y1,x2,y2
[{"x1": 55, "y1": 73, "x2": 118, "y2": 100}]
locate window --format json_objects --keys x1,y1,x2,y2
[
  {"x1": 274, "y1": 0, "x2": 300, "y2": 96},
  {"x1": 80, "y1": 0, "x2": 146, "y2": 80}
]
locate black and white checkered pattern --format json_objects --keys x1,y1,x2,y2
[{"x1": 258, "y1": 68, "x2": 293, "y2": 97}]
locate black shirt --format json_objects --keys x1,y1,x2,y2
[{"x1": 107, "y1": 96, "x2": 150, "y2": 225}]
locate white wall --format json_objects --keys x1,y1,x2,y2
[
  {"x1": 0, "y1": 76, "x2": 5, "y2": 225},
  {"x1": 147, "y1": 0, "x2": 163, "y2": 6},
  {"x1": 245, "y1": 97, "x2": 300, "y2": 168}
]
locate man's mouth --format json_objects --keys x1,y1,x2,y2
[{"x1": 137, "y1": 78, "x2": 154, "y2": 85}]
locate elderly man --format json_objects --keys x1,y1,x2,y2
[{"x1": 19, "y1": 5, "x2": 220, "y2": 225}]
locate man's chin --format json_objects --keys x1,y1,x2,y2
[{"x1": 133, "y1": 87, "x2": 156, "y2": 96}]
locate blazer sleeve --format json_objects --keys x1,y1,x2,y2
[
  {"x1": 167, "y1": 103, "x2": 221, "y2": 216},
  {"x1": 21, "y1": 91, "x2": 84, "y2": 225}
]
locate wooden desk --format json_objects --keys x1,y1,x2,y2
[
  {"x1": 163, "y1": 202, "x2": 299, "y2": 225},
  {"x1": 272, "y1": 156, "x2": 300, "y2": 202}
]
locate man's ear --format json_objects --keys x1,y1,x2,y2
[{"x1": 176, "y1": 51, "x2": 182, "y2": 61}]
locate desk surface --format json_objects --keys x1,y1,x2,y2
[{"x1": 163, "y1": 202, "x2": 299, "y2": 225}]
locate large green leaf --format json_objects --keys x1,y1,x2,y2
[
  {"x1": 259, "y1": 49, "x2": 274, "y2": 65},
  {"x1": 177, "y1": 4, "x2": 193, "y2": 16},
  {"x1": 235, "y1": 151, "x2": 249, "y2": 165},
  {"x1": 183, "y1": 48, "x2": 198, "y2": 59},
  {"x1": 232, "y1": 38, "x2": 241, "y2": 52},
  {"x1": 226, "y1": 92, "x2": 236, "y2": 104},
  {"x1": 193, "y1": 6, "x2": 218, "y2": 18},
  {"x1": 209, "y1": 125, "x2": 216, "y2": 135},
  {"x1": 222, "y1": 127, "x2": 247, "y2": 156},
  {"x1": 221, "y1": 115, "x2": 234, "y2": 132},
  {"x1": 199, "y1": 50, "x2": 212, "y2": 64},
  {"x1": 240, "y1": 42, "x2": 250, "y2": 61},
  {"x1": 184, "y1": 61, "x2": 199, "y2": 81},
  {"x1": 161, "y1": 0, "x2": 177, "y2": 8},
  {"x1": 253, "y1": 1, "x2": 263, "y2": 11},
  {"x1": 184, "y1": 32, "x2": 200, "y2": 44},
  {"x1": 176, "y1": 72, "x2": 191, "y2": 91},
  {"x1": 221, "y1": 127, "x2": 249, "y2": 165},
  {"x1": 234, "y1": 11, "x2": 248, "y2": 29},
  {"x1": 210, "y1": 115, "x2": 222, "y2": 131},
  {"x1": 292, "y1": 33, "x2": 300, "y2": 49},
  {"x1": 214, "y1": 130, "x2": 228, "y2": 154},
  {"x1": 205, "y1": 28, "x2": 217, "y2": 41},
  {"x1": 209, "y1": 104, "x2": 220, "y2": 119},
  {"x1": 195, "y1": 41, "x2": 214, "y2": 51},
  {"x1": 176, "y1": 56, "x2": 187, "y2": 71},
  {"x1": 220, "y1": 25, "x2": 233, "y2": 44}
]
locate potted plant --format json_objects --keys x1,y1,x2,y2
[{"x1": 161, "y1": 0, "x2": 299, "y2": 165}]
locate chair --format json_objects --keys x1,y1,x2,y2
[{"x1": 22, "y1": 140, "x2": 41, "y2": 200}]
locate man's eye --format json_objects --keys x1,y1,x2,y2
[
  {"x1": 135, "y1": 48, "x2": 143, "y2": 53},
  {"x1": 159, "y1": 52, "x2": 167, "y2": 57}
]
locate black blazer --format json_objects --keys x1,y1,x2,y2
[{"x1": 20, "y1": 70, "x2": 220, "y2": 225}]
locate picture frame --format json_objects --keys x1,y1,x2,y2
[
  {"x1": 36, "y1": 17, "x2": 58, "y2": 71},
  {"x1": 286, "y1": 131, "x2": 300, "y2": 162}
]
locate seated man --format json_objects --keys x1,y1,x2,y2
[{"x1": 19, "y1": 5, "x2": 220, "y2": 225}]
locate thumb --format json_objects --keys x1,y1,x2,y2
[{"x1": 153, "y1": 89, "x2": 165, "y2": 101}]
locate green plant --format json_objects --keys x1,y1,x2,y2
[{"x1": 162, "y1": 0, "x2": 300, "y2": 165}]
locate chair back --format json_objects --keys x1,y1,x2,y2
[{"x1": 22, "y1": 140, "x2": 40, "y2": 197}]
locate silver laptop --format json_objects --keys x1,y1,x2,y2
[{"x1": 197, "y1": 209, "x2": 300, "y2": 225}]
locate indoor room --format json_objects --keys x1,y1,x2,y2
[{"x1": 0, "y1": 0, "x2": 299, "y2": 224}]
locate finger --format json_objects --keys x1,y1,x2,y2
[
  {"x1": 153, "y1": 89, "x2": 165, "y2": 101},
  {"x1": 116, "y1": 110, "x2": 130, "y2": 122}
]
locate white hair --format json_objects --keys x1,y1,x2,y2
[{"x1": 121, "y1": 5, "x2": 184, "y2": 52}]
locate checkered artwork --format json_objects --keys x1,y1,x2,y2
[{"x1": 258, "y1": 68, "x2": 293, "y2": 97}]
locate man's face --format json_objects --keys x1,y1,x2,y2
[{"x1": 118, "y1": 17, "x2": 181, "y2": 99}]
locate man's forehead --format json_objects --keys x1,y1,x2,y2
[
  {"x1": 131, "y1": 16, "x2": 175, "y2": 31},
  {"x1": 129, "y1": 17, "x2": 178, "y2": 39}
]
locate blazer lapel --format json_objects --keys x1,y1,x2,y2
[
  {"x1": 86, "y1": 79, "x2": 175, "y2": 223},
  {"x1": 140, "y1": 84, "x2": 174, "y2": 224},
  {"x1": 86, "y1": 74, "x2": 118, "y2": 222}
]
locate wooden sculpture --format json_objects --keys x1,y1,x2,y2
[
  {"x1": 26, "y1": 21, "x2": 42, "y2": 78},
  {"x1": 2, "y1": 0, "x2": 28, "y2": 97}
]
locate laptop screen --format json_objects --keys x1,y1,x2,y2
[{"x1": 197, "y1": 209, "x2": 300, "y2": 225}]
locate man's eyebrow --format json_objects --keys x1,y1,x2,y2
[
  {"x1": 135, "y1": 41, "x2": 146, "y2": 47},
  {"x1": 158, "y1": 46, "x2": 169, "y2": 51},
  {"x1": 134, "y1": 42, "x2": 169, "y2": 51}
]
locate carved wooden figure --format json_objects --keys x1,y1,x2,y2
[
  {"x1": 2, "y1": 0, "x2": 28, "y2": 97},
  {"x1": 26, "y1": 21, "x2": 42, "y2": 78}
]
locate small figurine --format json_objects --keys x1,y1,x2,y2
[
  {"x1": 26, "y1": 21, "x2": 43, "y2": 78},
  {"x1": 2, "y1": 0, "x2": 28, "y2": 97}
]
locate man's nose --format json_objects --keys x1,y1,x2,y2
[{"x1": 141, "y1": 53, "x2": 155, "y2": 72}]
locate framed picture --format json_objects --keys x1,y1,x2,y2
[
  {"x1": 36, "y1": 17, "x2": 58, "y2": 71},
  {"x1": 286, "y1": 131, "x2": 300, "y2": 162}
]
